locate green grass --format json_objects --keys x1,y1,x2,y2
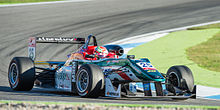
[
  {"x1": 186, "y1": 23, "x2": 220, "y2": 72},
  {"x1": 0, "y1": 100, "x2": 220, "y2": 109},
  {"x1": 128, "y1": 29, "x2": 220, "y2": 88},
  {"x1": 0, "y1": 0, "x2": 63, "y2": 4},
  {"x1": 188, "y1": 23, "x2": 220, "y2": 30},
  {"x1": 186, "y1": 32, "x2": 220, "y2": 72}
]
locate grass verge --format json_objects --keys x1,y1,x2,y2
[
  {"x1": 0, "y1": 100, "x2": 220, "y2": 109},
  {"x1": 0, "y1": 0, "x2": 63, "y2": 4},
  {"x1": 186, "y1": 32, "x2": 220, "y2": 72},
  {"x1": 186, "y1": 23, "x2": 220, "y2": 72},
  {"x1": 188, "y1": 23, "x2": 220, "y2": 30},
  {"x1": 128, "y1": 29, "x2": 220, "y2": 88}
]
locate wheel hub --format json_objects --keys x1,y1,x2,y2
[
  {"x1": 77, "y1": 69, "x2": 89, "y2": 93},
  {"x1": 168, "y1": 72, "x2": 179, "y2": 87},
  {"x1": 9, "y1": 63, "x2": 19, "y2": 86}
]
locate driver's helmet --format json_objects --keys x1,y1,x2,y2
[{"x1": 93, "y1": 46, "x2": 108, "y2": 58}]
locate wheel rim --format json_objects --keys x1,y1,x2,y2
[
  {"x1": 168, "y1": 72, "x2": 179, "y2": 87},
  {"x1": 77, "y1": 69, "x2": 89, "y2": 93},
  {"x1": 9, "y1": 63, "x2": 19, "y2": 87}
]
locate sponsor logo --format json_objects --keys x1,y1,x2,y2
[
  {"x1": 71, "y1": 62, "x2": 77, "y2": 82},
  {"x1": 37, "y1": 37, "x2": 74, "y2": 42},
  {"x1": 102, "y1": 66, "x2": 116, "y2": 75},
  {"x1": 56, "y1": 71, "x2": 70, "y2": 81},
  {"x1": 129, "y1": 83, "x2": 137, "y2": 93},
  {"x1": 28, "y1": 37, "x2": 36, "y2": 47},
  {"x1": 147, "y1": 70, "x2": 157, "y2": 72},
  {"x1": 28, "y1": 47, "x2": 35, "y2": 60},
  {"x1": 103, "y1": 68, "x2": 112, "y2": 74},
  {"x1": 28, "y1": 37, "x2": 36, "y2": 60},
  {"x1": 143, "y1": 83, "x2": 150, "y2": 91}
]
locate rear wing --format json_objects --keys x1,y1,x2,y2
[{"x1": 28, "y1": 37, "x2": 85, "y2": 61}]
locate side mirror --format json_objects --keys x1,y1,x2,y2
[
  {"x1": 127, "y1": 55, "x2": 135, "y2": 59},
  {"x1": 85, "y1": 54, "x2": 95, "y2": 58}
]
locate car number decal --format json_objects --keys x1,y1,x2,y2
[{"x1": 136, "y1": 62, "x2": 156, "y2": 70}]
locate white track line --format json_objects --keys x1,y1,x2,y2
[
  {"x1": 110, "y1": 20, "x2": 220, "y2": 44},
  {"x1": 197, "y1": 85, "x2": 220, "y2": 98},
  {"x1": 0, "y1": 0, "x2": 92, "y2": 7},
  {"x1": 118, "y1": 33, "x2": 169, "y2": 54}
]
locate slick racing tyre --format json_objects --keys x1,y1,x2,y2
[
  {"x1": 76, "y1": 64, "x2": 104, "y2": 98},
  {"x1": 166, "y1": 65, "x2": 194, "y2": 93},
  {"x1": 8, "y1": 57, "x2": 35, "y2": 91}
]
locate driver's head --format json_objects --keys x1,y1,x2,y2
[{"x1": 94, "y1": 46, "x2": 108, "y2": 58}]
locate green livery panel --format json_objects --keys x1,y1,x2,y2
[{"x1": 74, "y1": 58, "x2": 165, "y2": 82}]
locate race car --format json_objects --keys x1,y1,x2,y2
[{"x1": 8, "y1": 35, "x2": 196, "y2": 99}]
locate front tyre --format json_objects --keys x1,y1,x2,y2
[
  {"x1": 76, "y1": 64, "x2": 104, "y2": 98},
  {"x1": 166, "y1": 65, "x2": 194, "y2": 93},
  {"x1": 8, "y1": 57, "x2": 35, "y2": 91}
]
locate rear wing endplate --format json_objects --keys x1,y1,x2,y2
[{"x1": 28, "y1": 37, "x2": 85, "y2": 61}]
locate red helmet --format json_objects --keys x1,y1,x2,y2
[{"x1": 93, "y1": 46, "x2": 108, "y2": 58}]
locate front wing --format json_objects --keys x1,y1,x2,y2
[{"x1": 104, "y1": 78, "x2": 196, "y2": 99}]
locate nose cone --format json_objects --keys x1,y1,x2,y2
[{"x1": 147, "y1": 70, "x2": 164, "y2": 79}]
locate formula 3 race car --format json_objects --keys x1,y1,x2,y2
[{"x1": 8, "y1": 35, "x2": 196, "y2": 100}]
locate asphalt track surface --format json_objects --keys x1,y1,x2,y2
[{"x1": 1, "y1": 0, "x2": 220, "y2": 106}]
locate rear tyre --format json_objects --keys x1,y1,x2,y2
[
  {"x1": 8, "y1": 57, "x2": 35, "y2": 91},
  {"x1": 76, "y1": 64, "x2": 104, "y2": 98},
  {"x1": 166, "y1": 65, "x2": 194, "y2": 93}
]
